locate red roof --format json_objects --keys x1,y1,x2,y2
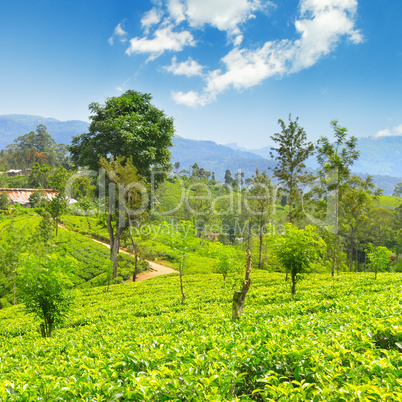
[{"x1": 0, "y1": 188, "x2": 56, "y2": 205}]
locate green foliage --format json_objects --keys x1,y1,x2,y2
[
  {"x1": 270, "y1": 115, "x2": 314, "y2": 222},
  {"x1": 17, "y1": 255, "x2": 74, "y2": 337},
  {"x1": 274, "y1": 224, "x2": 326, "y2": 295},
  {"x1": 69, "y1": 90, "x2": 174, "y2": 184},
  {"x1": 365, "y1": 244, "x2": 392, "y2": 279},
  {"x1": 28, "y1": 189, "x2": 47, "y2": 208},
  {"x1": 0, "y1": 214, "x2": 139, "y2": 303},
  {"x1": 214, "y1": 247, "x2": 241, "y2": 285},
  {"x1": 0, "y1": 191, "x2": 10, "y2": 210},
  {"x1": 27, "y1": 162, "x2": 52, "y2": 188},
  {"x1": 1, "y1": 272, "x2": 402, "y2": 400},
  {"x1": 0, "y1": 124, "x2": 70, "y2": 170},
  {"x1": 392, "y1": 182, "x2": 402, "y2": 197}
]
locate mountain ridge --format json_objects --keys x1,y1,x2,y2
[{"x1": 0, "y1": 114, "x2": 400, "y2": 194}]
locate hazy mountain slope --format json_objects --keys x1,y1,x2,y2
[
  {"x1": 0, "y1": 115, "x2": 400, "y2": 194},
  {"x1": 353, "y1": 136, "x2": 402, "y2": 177},
  {"x1": 227, "y1": 136, "x2": 402, "y2": 177},
  {"x1": 0, "y1": 114, "x2": 88, "y2": 147},
  {"x1": 171, "y1": 136, "x2": 275, "y2": 180}
]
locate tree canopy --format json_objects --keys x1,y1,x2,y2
[{"x1": 69, "y1": 90, "x2": 175, "y2": 184}]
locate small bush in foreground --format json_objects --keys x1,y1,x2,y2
[{"x1": 17, "y1": 255, "x2": 74, "y2": 337}]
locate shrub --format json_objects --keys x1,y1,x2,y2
[{"x1": 17, "y1": 255, "x2": 74, "y2": 337}]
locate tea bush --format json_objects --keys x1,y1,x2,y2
[{"x1": 1, "y1": 271, "x2": 402, "y2": 400}]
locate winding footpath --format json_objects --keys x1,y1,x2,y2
[
  {"x1": 58, "y1": 224, "x2": 178, "y2": 281},
  {"x1": 90, "y1": 238, "x2": 179, "y2": 281}
]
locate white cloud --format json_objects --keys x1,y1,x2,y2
[
  {"x1": 170, "y1": 0, "x2": 364, "y2": 107},
  {"x1": 233, "y1": 34, "x2": 244, "y2": 47},
  {"x1": 116, "y1": 0, "x2": 363, "y2": 107},
  {"x1": 124, "y1": 0, "x2": 269, "y2": 56},
  {"x1": 141, "y1": 8, "x2": 164, "y2": 33},
  {"x1": 167, "y1": 0, "x2": 186, "y2": 24},
  {"x1": 125, "y1": 25, "x2": 195, "y2": 59},
  {"x1": 291, "y1": 0, "x2": 363, "y2": 72},
  {"x1": 183, "y1": 0, "x2": 265, "y2": 34},
  {"x1": 164, "y1": 56, "x2": 204, "y2": 76},
  {"x1": 172, "y1": 90, "x2": 212, "y2": 107},
  {"x1": 108, "y1": 23, "x2": 128, "y2": 45},
  {"x1": 375, "y1": 124, "x2": 402, "y2": 137}
]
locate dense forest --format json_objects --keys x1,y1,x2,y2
[{"x1": 0, "y1": 90, "x2": 401, "y2": 400}]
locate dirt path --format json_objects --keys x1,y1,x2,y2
[{"x1": 90, "y1": 238, "x2": 179, "y2": 281}]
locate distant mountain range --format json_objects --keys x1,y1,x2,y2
[
  {"x1": 171, "y1": 136, "x2": 276, "y2": 180},
  {"x1": 226, "y1": 136, "x2": 402, "y2": 178},
  {"x1": 0, "y1": 114, "x2": 88, "y2": 148},
  {"x1": 0, "y1": 114, "x2": 400, "y2": 195}
]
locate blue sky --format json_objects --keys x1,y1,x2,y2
[{"x1": 0, "y1": 0, "x2": 401, "y2": 148}]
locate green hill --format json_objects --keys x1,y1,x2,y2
[
  {"x1": 0, "y1": 213, "x2": 138, "y2": 307},
  {"x1": 1, "y1": 271, "x2": 402, "y2": 400}
]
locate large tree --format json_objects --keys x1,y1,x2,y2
[
  {"x1": 270, "y1": 115, "x2": 314, "y2": 222},
  {"x1": 3, "y1": 125, "x2": 70, "y2": 169},
  {"x1": 69, "y1": 90, "x2": 174, "y2": 183},
  {"x1": 69, "y1": 90, "x2": 174, "y2": 278}
]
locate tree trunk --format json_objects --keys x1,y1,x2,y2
[
  {"x1": 232, "y1": 250, "x2": 252, "y2": 321},
  {"x1": 349, "y1": 235, "x2": 354, "y2": 272},
  {"x1": 41, "y1": 318, "x2": 54, "y2": 338},
  {"x1": 107, "y1": 196, "x2": 124, "y2": 280},
  {"x1": 247, "y1": 220, "x2": 251, "y2": 251},
  {"x1": 355, "y1": 243, "x2": 358, "y2": 272},
  {"x1": 291, "y1": 273, "x2": 296, "y2": 296},
  {"x1": 179, "y1": 262, "x2": 186, "y2": 305},
  {"x1": 258, "y1": 216, "x2": 263, "y2": 269},
  {"x1": 110, "y1": 226, "x2": 123, "y2": 279},
  {"x1": 128, "y1": 217, "x2": 139, "y2": 282},
  {"x1": 288, "y1": 187, "x2": 293, "y2": 223}
]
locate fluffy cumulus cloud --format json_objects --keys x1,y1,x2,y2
[
  {"x1": 125, "y1": 25, "x2": 195, "y2": 60},
  {"x1": 164, "y1": 56, "x2": 204, "y2": 76},
  {"x1": 375, "y1": 124, "x2": 402, "y2": 137},
  {"x1": 182, "y1": 0, "x2": 265, "y2": 34},
  {"x1": 112, "y1": 0, "x2": 363, "y2": 106}
]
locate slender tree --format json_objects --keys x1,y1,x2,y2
[
  {"x1": 245, "y1": 169, "x2": 276, "y2": 269},
  {"x1": 270, "y1": 115, "x2": 314, "y2": 222},
  {"x1": 100, "y1": 157, "x2": 148, "y2": 280},
  {"x1": 316, "y1": 120, "x2": 359, "y2": 276}
]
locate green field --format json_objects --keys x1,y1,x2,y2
[
  {"x1": 375, "y1": 195, "x2": 402, "y2": 210},
  {"x1": 0, "y1": 214, "x2": 140, "y2": 306},
  {"x1": 1, "y1": 271, "x2": 402, "y2": 401}
]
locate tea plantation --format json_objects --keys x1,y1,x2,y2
[{"x1": 1, "y1": 271, "x2": 402, "y2": 401}]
